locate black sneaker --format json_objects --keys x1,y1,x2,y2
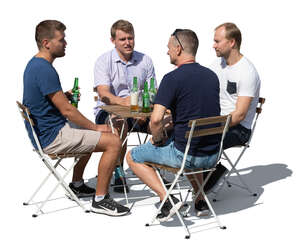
[
  {"x1": 195, "y1": 200, "x2": 210, "y2": 217},
  {"x1": 204, "y1": 163, "x2": 228, "y2": 193},
  {"x1": 156, "y1": 195, "x2": 183, "y2": 222},
  {"x1": 91, "y1": 193, "x2": 130, "y2": 216},
  {"x1": 69, "y1": 182, "x2": 95, "y2": 198},
  {"x1": 113, "y1": 177, "x2": 130, "y2": 193}
]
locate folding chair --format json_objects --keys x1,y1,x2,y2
[
  {"x1": 16, "y1": 101, "x2": 90, "y2": 217},
  {"x1": 212, "y1": 97, "x2": 266, "y2": 201},
  {"x1": 144, "y1": 115, "x2": 231, "y2": 239}
]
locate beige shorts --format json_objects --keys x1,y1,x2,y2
[{"x1": 43, "y1": 123, "x2": 101, "y2": 154}]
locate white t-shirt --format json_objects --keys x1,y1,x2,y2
[{"x1": 210, "y1": 56, "x2": 261, "y2": 129}]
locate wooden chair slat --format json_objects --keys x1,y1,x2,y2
[
  {"x1": 48, "y1": 152, "x2": 90, "y2": 160},
  {"x1": 188, "y1": 115, "x2": 228, "y2": 127},
  {"x1": 256, "y1": 108, "x2": 262, "y2": 114},
  {"x1": 16, "y1": 101, "x2": 35, "y2": 126},
  {"x1": 185, "y1": 126, "x2": 224, "y2": 138},
  {"x1": 259, "y1": 97, "x2": 266, "y2": 104},
  {"x1": 145, "y1": 162, "x2": 179, "y2": 174}
]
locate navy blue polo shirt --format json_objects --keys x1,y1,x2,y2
[{"x1": 155, "y1": 63, "x2": 220, "y2": 156}]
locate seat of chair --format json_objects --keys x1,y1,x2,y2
[
  {"x1": 145, "y1": 162, "x2": 180, "y2": 174},
  {"x1": 48, "y1": 152, "x2": 90, "y2": 160},
  {"x1": 145, "y1": 161, "x2": 204, "y2": 175}
]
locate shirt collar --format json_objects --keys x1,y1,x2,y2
[{"x1": 112, "y1": 48, "x2": 137, "y2": 65}]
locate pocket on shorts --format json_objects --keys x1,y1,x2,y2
[{"x1": 226, "y1": 81, "x2": 237, "y2": 94}]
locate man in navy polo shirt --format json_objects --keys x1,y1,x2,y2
[{"x1": 126, "y1": 29, "x2": 221, "y2": 221}]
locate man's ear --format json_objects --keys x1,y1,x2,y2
[
  {"x1": 42, "y1": 38, "x2": 50, "y2": 49},
  {"x1": 175, "y1": 45, "x2": 182, "y2": 56},
  {"x1": 229, "y1": 38, "x2": 236, "y2": 49},
  {"x1": 110, "y1": 37, "x2": 115, "y2": 45}
]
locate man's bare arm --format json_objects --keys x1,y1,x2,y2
[
  {"x1": 97, "y1": 85, "x2": 130, "y2": 106},
  {"x1": 230, "y1": 96, "x2": 253, "y2": 126},
  {"x1": 48, "y1": 90, "x2": 110, "y2": 132},
  {"x1": 150, "y1": 104, "x2": 167, "y2": 144}
]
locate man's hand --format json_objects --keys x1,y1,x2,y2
[
  {"x1": 120, "y1": 96, "x2": 131, "y2": 107},
  {"x1": 64, "y1": 88, "x2": 81, "y2": 102}
]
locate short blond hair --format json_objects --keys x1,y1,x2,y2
[{"x1": 111, "y1": 19, "x2": 134, "y2": 39}]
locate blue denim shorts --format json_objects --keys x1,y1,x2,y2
[{"x1": 130, "y1": 137, "x2": 218, "y2": 170}]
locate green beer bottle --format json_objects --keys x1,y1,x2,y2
[
  {"x1": 149, "y1": 77, "x2": 156, "y2": 105},
  {"x1": 71, "y1": 77, "x2": 79, "y2": 108},
  {"x1": 130, "y1": 76, "x2": 139, "y2": 112},
  {"x1": 142, "y1": 81, "x2": 150, "y2": 113}
]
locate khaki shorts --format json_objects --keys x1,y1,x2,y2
[{"x1": 43, "y1": 123, "x2": 101, "y2": 154}]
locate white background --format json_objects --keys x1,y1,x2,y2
[{"x1": 1, "y1": 0, "x2": 299, "y2": 244}]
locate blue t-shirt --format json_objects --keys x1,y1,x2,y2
[
  {"x1": 155, "y1": 63, "x2": 220, "y2": 156},
  {"x1": 23, "y1": 57, "x2": 67, "y2": 149}
]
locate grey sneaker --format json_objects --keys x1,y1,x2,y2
[
  {"x1": 91, "y1": 193, "x2": 130, "y2": 216},
  {"x1": 156, "y1": 195, "x2": 183, "y2": 222}
]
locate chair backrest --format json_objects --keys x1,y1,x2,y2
[
  {"x1": 16, "y1": 101, "x2": 44, "y2": 155},
  {"x1": 247, "y1": 97, "x2": 266, "y2": 144},
  {"x1": 180, "y1": 115, "x2": 231, "y2": 171},
  {"x1": 93, "y1": 87, "x2": 99, "y2": 102}
]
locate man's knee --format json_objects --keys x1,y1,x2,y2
[
  {"x1": 108, "y1": 134, "x2": 122, "y2": 150},
  {"x1": 126, "y1": 150, "x2": 133, "y2": 165}
]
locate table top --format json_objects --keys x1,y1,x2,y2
[{"x1": 100, "y1": 105, "x2": 152, "y2": 118}]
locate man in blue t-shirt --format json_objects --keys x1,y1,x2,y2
[
  {"x1": 126, "y1": 29, "x2": 221, "y2": 221},
  {"x1": 22, "y1": 20, "x2": 129, "y2": 216}
]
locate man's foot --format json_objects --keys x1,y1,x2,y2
[
  {"x1": 195, "y1": 199, "x2": 210, "y2": 217},
  {"x1": 204, "y1": 163, "x2": 228, "y2": 193},
  {"x1": 91, "y1": 193, "x2": 130, "y2": 216},
  {"x1": 113, "y1": 177, "x2": 130, "y2": 193},
  {"x1": 69, "y1": 182, "x2": 95, "y2": 198},
  {"x1": 156, "y1": 195, "x2": 183, "y2": 222}
]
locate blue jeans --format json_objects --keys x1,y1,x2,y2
[
  {"x1": 131, "y1": 137, "x2": 218, "y2": 170},
  {"x1": 224, "y1": 124, "x2": 251, "y2": 149}
]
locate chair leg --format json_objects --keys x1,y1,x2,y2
[
  {"x1": 24, "y1": 160, "x2": 62, "y2": 205},
  {"x1": 33, "y1": 157, "x2": 88, "y2": 216},
  {"x1": 146, "y1": 170, "x2": 191, "y2": 238},
  {"x1": 194, "y1": 176, "x2": 226, "y2": 229},
  {"x1": 213, "y1": 151, "x2": 256, "y2": 200},
  {"x1": 224, "y1": 151, "x2": 256, "y2": 195}
]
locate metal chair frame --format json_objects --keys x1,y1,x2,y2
[
  {"x1": 211, "y1": 97, "x2": 266, "y2": 201},
  {"x1": 144, "y1": 115, "x2": 231, "y2": 239},
  {"x1": 16, "y1": 101, "x2": 90, "y2": 217}
]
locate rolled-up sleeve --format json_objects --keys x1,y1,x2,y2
[{"x1": 94, "y1": 54, "x2": 111, "y2": 88}]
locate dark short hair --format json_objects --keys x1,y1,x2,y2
[
  {"x1": 215, "y1": 22, "x2": 242, "y2": 50},
  {"x1": 172, "y1": 29, "x2": 199, "y2": 56},
  {"x1": 35, "y1": 20, "x2": 66, "y2": 49},
  {"x1": 111, "y1": 19, "x2": 134, "y2": 39}
]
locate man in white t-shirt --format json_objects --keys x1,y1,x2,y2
[{"x1": 205, "y1": 22, "x2": 261, "y2": 192}]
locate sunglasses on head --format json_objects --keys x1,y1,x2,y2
[{"x1": 172, "y1": 29, "x2": 184, "y2": 50}]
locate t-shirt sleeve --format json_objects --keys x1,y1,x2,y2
[
  {"x1": 94, "y1": 55, "x2": 111, "y2": 87},
  {"x1": 38, "y1": 66, "x2": 62, "y2": 96},
  {"x1": 154, "y1": 73, "x2": 177, "y2": 109},
  {"x1": 238, "y1": 68, "x2": 259, "y2": 97}
]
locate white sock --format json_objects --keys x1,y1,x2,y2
[{"x1": 94, "y1": 195, "x2": 105, "y2": 202}]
